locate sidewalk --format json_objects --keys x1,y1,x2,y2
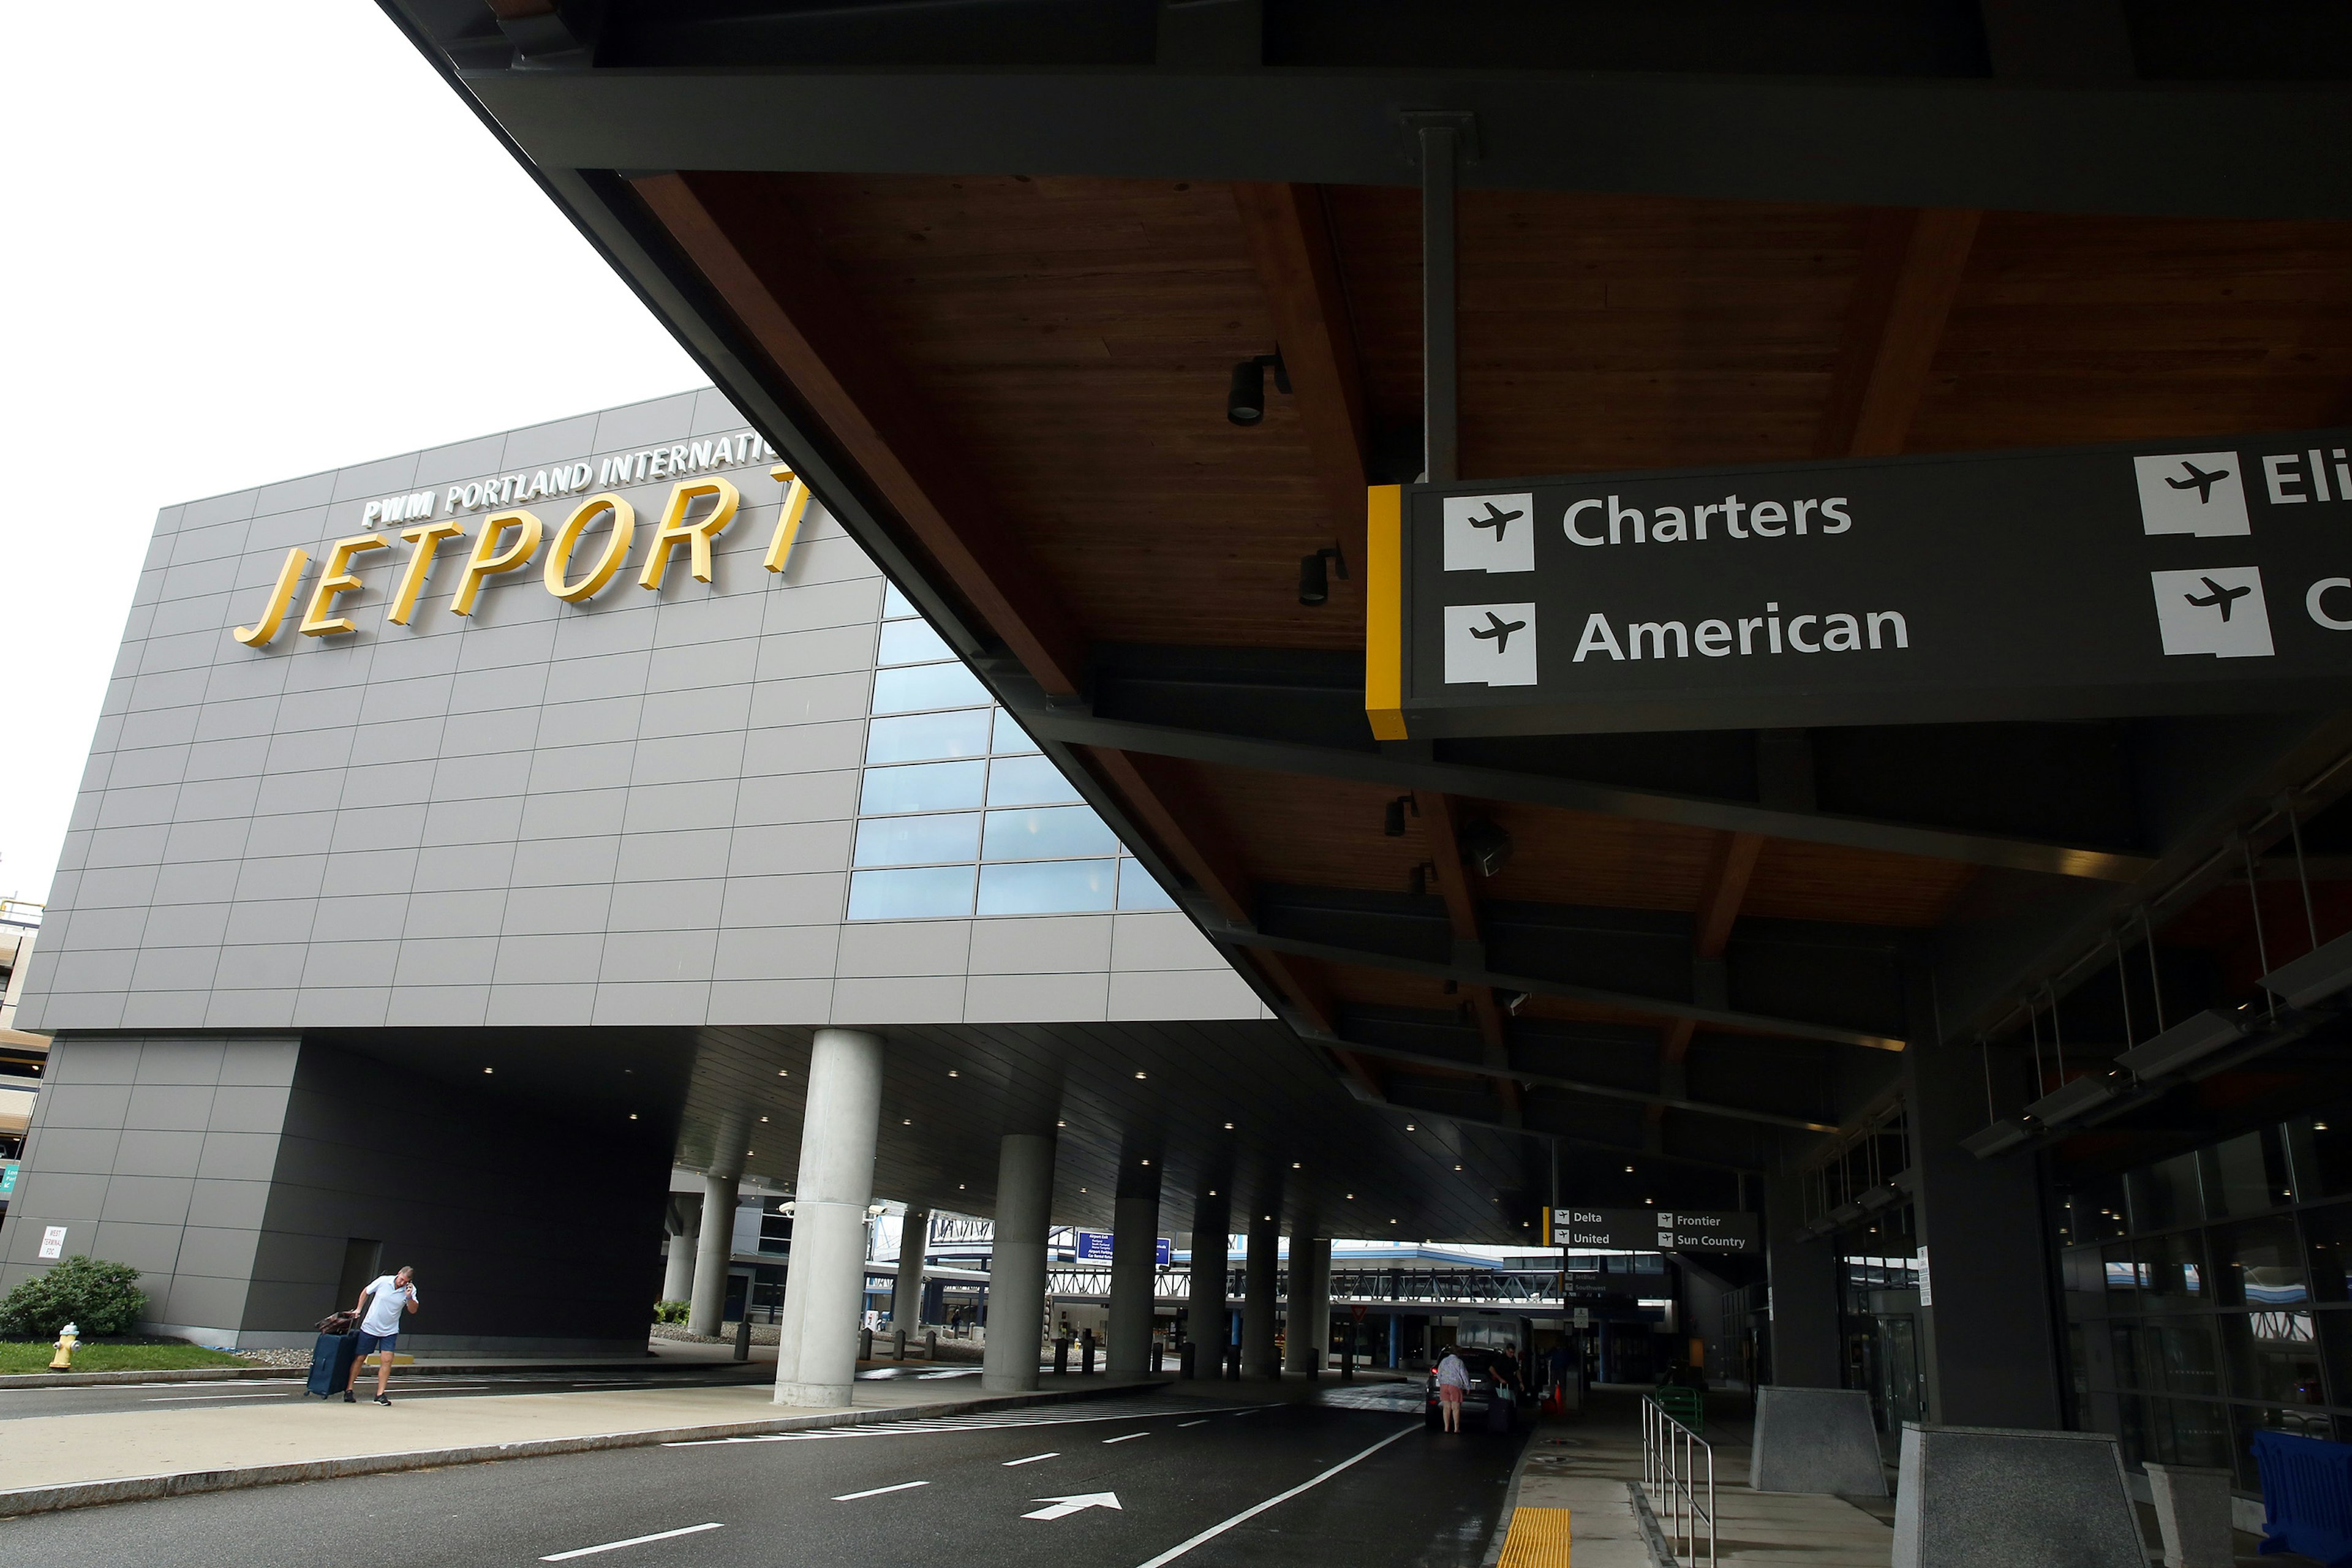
[
  {"x1": 0, "y1": 1368, "x2": 1168, "y2": 1518},
  {"x1": 1498, "y1": 1391, "x2": 1893, "y2": 1567}
]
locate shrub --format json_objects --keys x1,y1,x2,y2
[
  {"x1": 0, "y1": 1255, "x2": 148, "y2": 1338},
  {"x1": 653, "y1": 1298, "x2": 690, "y2": 1325}
]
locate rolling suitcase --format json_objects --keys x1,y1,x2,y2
[
  {"x1": 1487, "y1": 1389, "x2": 1515, "y2": 1432},
  {"x1": 305, "y1": 1332, "x2": 359, "y2": 1398}
]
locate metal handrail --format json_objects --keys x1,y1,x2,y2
[{"x1": 1641, "y1": 1394, "x2": 1716, "y2": 1568}]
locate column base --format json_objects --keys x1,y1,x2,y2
[
  {"x1": 982, "y1": 1371, "x2": 1038, "y2": 1393},
  {"x1": 775, "y1": 1381, "x2": 852, "y2": 1408}
]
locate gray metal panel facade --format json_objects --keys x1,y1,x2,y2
[{"x1": 18, "y1": 390, "x2": 1261, "y2": 1034}]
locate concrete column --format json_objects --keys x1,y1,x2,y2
[
  {"x1": 889, "y1": 1206, "x2": 928, "y2": 1330},
  {"x1": 1185, "y1": 1189, "x2": 1229, "y2": 1379},
  {"x1": 982, "y1": 1132, "x2": 1055, "y2": 1393},
  {"x1": 1763, "y1": 1172, "x2": 1841, "y2": 1387},
  {"x1": 1905, "y1": 1025, "x2": 2064, "y2": 1428},
  {"x1": 772, "y1": 1028, "x2": 885, "y2": 1407},
  {"x1": 687, "y1": 1172, "x2": 740, "y2": 1339},
  {"x1": 661, "y1": 1191, "x2": 701, "y2": 1304},
  {"x1": 1107, "y1": 1183, "x2": 1161, "y2": 1378},
  {"x1": 1284, "y1": 1235, "x2": 1331, "y2": 1376},
  {"x1": 1242, "y1": 1212, "x2": 1281, "y2": 1378}
]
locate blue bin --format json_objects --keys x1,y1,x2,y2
[{"x1": 2253, "y1": 1428, "x2": 2352, "y2": 1565}]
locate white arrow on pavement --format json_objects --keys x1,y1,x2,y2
[{"x1": 1022, "y1": 1493, "x2": 1123, "y2": 1521}]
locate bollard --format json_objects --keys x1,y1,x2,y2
[
  {"x1": 1152, "y1": 1341, "x2": 1164, "y2": 1373},
  {"x1": 733, "y1": 1315, "x2": 752, "y2": 1362},
  {"x1": 2145, "y1": 1462, "x2": 2233, "y2": 1568},
  {"x1": 893, "y1": 1327, "x2": 907, "y2": 1360},
  {"x1": 1226, "y1": 1341, "x2": 1241, "y2": 1381},
  {"x1": 49, "y1": 1322, "x2": 78, "y2": 1371},
  {"x1": 1081, "y1": 1329, "x2": 1096, "y2": 1376},
  {"x1": 860, "y1": 1326, "x2": 873, "y2": 1362},
  {"x1": 925, "y1": 1330, "x2": 937, "y2": 1360},
  {"x1": 1341, "y1": 1321, "x2": 1356, "y2": 1380},
  {"x1": 1180, "y1": 1343, "x2": 1196, "y2": 1379},
  {"x1": 1054, "y1": 1336, "x2": 1069, "y2": 1376}
]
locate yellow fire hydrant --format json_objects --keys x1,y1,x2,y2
[{"x1": 49, "y1": 1322, "x2": 78, "y2": 1371}]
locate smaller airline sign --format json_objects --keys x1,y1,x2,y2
[
  {"x1": 1074, "y1": 1229, "x2": 1172, "y2": 1264},
  {"x1": 1542, "y1": 1206, "x2": 1759, "y2": 1253}
]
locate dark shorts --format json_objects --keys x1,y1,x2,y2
[{"x1": 356, "y1": 1331, "x2": 399, "y2": 1357}]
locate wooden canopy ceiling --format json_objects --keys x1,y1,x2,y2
[{"x1": 381, "y1": 0, "x2": 2352, "y2": 1216}]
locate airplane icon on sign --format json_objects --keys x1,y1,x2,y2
[
  {"x1": 2182, "y1": 575, "x2": 2253, "y2": 620},
  {"x1": 1468, "y1": 610, "x2": 1527, "y2": 652},
  {"x1": 1469, "y1": 501, "x2": 1524, "y2": 541},
  {"x1": 2165, "y1": 461, "x2": 2231, "y2": 504}
]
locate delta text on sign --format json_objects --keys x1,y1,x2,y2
[{"x1": 1365, "y1": 431, "x2": 2352, "y2": 739}]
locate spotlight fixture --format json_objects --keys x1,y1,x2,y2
[
  {"x1": 1298, "y1": 545, "x2": 1349, "y2": 606},
  {"x1": 1458, "y1": 816, "x2": 1513, "y2": 877},
  {"x1": 1225, "y1": 349, "x2": 1291, "y2": 426},
  {"x1": 1384, "y1": 794, "x2": 1417, "y2": 838}
]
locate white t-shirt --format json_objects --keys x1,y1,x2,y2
[{"x1": 360, "y1": 1275, "x2": 416, "y2": 1336}]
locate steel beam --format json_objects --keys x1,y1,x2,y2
[{"x1": 456, "y1": 66, "x2": 2352, "y2": 222}]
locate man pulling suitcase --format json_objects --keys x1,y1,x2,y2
[{"x1": 344, "y1": 1265, "x2": 419, "y2": 1405}]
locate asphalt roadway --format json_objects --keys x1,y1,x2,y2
[{"x1": 0, "y1": 1383, "x2": 1524, "y2": 1568}]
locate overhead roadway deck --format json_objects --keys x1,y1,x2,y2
[{"x1": 382, "y1": 0, "x2": 2352, "y2": 1228}]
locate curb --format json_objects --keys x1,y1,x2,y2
[
  {"x1": 0, "y1": 1379, "x2": 1166, "y2": 1518},
  {"x1": 0, "y1": 1360, "x2": 723, "y2": 1390},
  {"x1": 1478, "y1": 1417, "x2": 1544, "y2": 1568}
]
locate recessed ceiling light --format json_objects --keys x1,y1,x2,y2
[
  {"x1": 958, "y1": 1183, "x2": 965, "y2": 1189},
  {"x1": 1135, "y1": 1071, "x2": 1147, "y2": 1080},
  {"x1": 1208, "y1": 1189, "x2": 1218, "y2": 1196},
  {"x1": 1142, "y1": 1159, "x2": 1152, "y2": 1166},
  {"x1": 902, "y1": 1119, "x2": 912, "y2": 1126},
  {"x1": 746, "y1": 1150, "x2": 755, "y2": 1157},
  {"x1": 1224, "y1": 1122, "x2": 1234, "y2": 1130},
  {"x1": 778, "y1": 1069, "x2": 789, "y2": 1076},
  {"x1": 628, "y1": 1113, "x2": 638, "y2": 1120},
  {"x1": 1454, "y1": 1164, "x2": 1463, "y2": 1171},
  {"x1": 1346, "y1": 1193, "x2": 1354, "y2": 1199},
  {"x1": 949, "y1": 1070, "x2": 959, "y2": 1077},
  {"x1": 1624, "y1": 1165, "x2": 1634, "y2": 1174},
  {"x1": 1081, "y1": 1187, "x2": 1088, "y2": 1193},
  {"x1": 483, "y1": 1067, "x2": 494, "y2": 1074},
  {"x1": 1404, "y1": 1123, "x2": 1415, "y2": 1131},
  {"x1": 760, "y1": 1115, "x2": 769, "y2": 1123},
  {"x1": 1058, "y1": 1120, "x2": 1067, "y2": 1127},
  {"x1": 1291, "y1": 1162, "x2": 1301, "y2": 1169}
]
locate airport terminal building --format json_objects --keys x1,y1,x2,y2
[{"x1": 0, "y1": 390, "x2": 1280, "y2": 1355}]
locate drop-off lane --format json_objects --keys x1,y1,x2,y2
[{"x1": 0, "y1": 1392, "x2": 1521, "y2": 1568}]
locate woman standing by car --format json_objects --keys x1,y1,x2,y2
[{"x1": 1434, "y1": 1346, "x2": 1470, "y2": 1433}]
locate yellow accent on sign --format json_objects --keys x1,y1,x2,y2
[
  {"x1": 764, "y1": 466, "x2": 813, "y2": 575},
  {"x1": 1365, "y1": 484, "x2": 1408, "y2": 740},
  {"x1": 545, "y1": 493, "x2": 637, "y2": 603},
  {"x1": 232, "y1": 548, "x2": 310, "y2": 647},
  {"x1": 640, "y1": 476, "x2": 741, "y2": 591},
  {"x1": 299, "y1": 535, "x2": 391, "y2": 637},
  {"x1": 1496, "y1": 1506, "x2": 1572, "y2": 1568},
  {"x1": 386, "y1": 521, "x2": 466, "y2": 626},
  {"x1": 452, "y1": 509, "x2": 544, "y2": 616}
]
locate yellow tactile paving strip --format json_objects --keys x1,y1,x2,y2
[{"x1": 1498, "y1": 1505, "x2": 1575, "y2": 1567}]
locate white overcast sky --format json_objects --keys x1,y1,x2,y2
[{"x1": 0, "y1": 2, "x2": 704, "y2": 904}]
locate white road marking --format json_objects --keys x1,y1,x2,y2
[
  {"x1": 665, "y1": 1400, "x2": 1240, "y2": 1446},
  {"x1": 1023, "y1": 1491, "x2": 1123, "y2": 1521},
  {"x1": 832, "y1": 1481, "x2": 930, "y2": 1501},
  {"x1": 1129, "y1": 1425, "x2": 1417, "y2": 1568},
  {"x1": 1102, "y1": 1433, "x2": 1148, "y2": 1444},
  {"x1": 1177, "y1": 1420, "x2": 1209, "y2": 1428},
  {"x1": 540, "y1": 1522, "x2": 723, "y2": 1560},
  {"x1": 1003, "y1": 1453, "x2": 1060, "y2": 1466}
]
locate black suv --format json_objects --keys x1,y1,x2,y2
[{"x1": 1422, "y1": 1347, "x2": 1523, "y2": 1430}]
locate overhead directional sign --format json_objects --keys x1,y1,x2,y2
[
  {"x1": 1074, "y1": 1230, "x2": 1172, "y2": 1264},
  {"x1": 1366, "y1": 431, "x2": 2352, "y2": 739},
  {"x1": 1543, "y1": 1206, "x2": 1760, "y2": 1253}
]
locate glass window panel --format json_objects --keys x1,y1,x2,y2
[
  {"x1": 877, "y1": 618, "x2": 956, "y2": 667},
  {"x1": 848, "y1": 865, "x2": 975, "y2": 921},
  {"x1": 976, "y1": 859, "x2": 1116, "y2": 916},
  {"x1": 883, "y1": 582, "x2": 918, "y2": 619},
  {"x1": 871, "y1": 662, "x2": 989, "y2": 715},
  {"x1": 2301, "y1": 1200, "x2": 2352, "y2": 1303},
  {"x1": 2201, "y1": 1130, "x2": 2291, "y2": 1219},
  {"x1": 2223, "y1": 1311, "x2": 2325, "y2": 1404},
  {"x1": 865, "y1": 709, "x2": 992, "y2": 766},
  {"x1": 2140, "y1": 1231, "x2": 2209, "y2": 1305},
  {"x1": 2319, "y1": 1309, "x2": 2352, "y2": 1409},
  {"x1": 2103, "y1": 1243, "x2": 2144, "y2": 1303},
  {"x1": 859, "y1": 760, "x2": 986, "y2": 816},
  {"x1": 2285, "y1": 1114, "x2": 2352, "y2": 1203},
  {"x1": 854, "y1": 813, "x2": 981, "y2": 868},
  {"x1": 2127, "y1": 1151, "x2": 2204, "y2": 1233},
  {"x1": 991, "y1": 707, "x2": 1041, "y2": 756},
  {"x1": 2216, "y1": 1215, "x2": 2309, "y2": 1306},
  {"x1": 987, "y1": 753, "x2": 1084, "y2": 807},
  {"x1": 2149, "y1": 1320, "x2": 2224, "y2": 1398},
  {"x1": 1118, "y1": 860, "x2": 1178, "y2": 911},
  {"x1": 983, "y1": 805, "x2": 1117, "y2": 862}
]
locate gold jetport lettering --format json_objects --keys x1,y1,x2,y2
[
  {"x1": 227, "y1": 469, "x2": 810, "y2": 644},
  {"x1": 299, "y1": 534, "x2": 391, "y2": 637}
]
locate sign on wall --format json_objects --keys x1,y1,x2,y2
[
  {"x1": 1542, "y1": 1206, "x2": 1759, "y2": 1253},
  {"x1": 1366, "y1": 431, "x2": 2352, "y2": 739},
  {"x1": 1074, "y1": 1229, "x2": 1172, "y2": 1264},
  {"x1": 38, "y1": 1224, "x2": 66, "y2": 1260}
]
